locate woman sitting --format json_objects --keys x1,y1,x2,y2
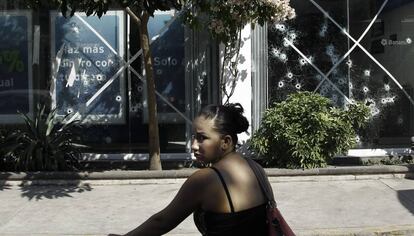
[{"x1": 110, "y1": 103, "x2": 270, "y2": 236}]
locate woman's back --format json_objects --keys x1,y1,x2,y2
[
  {"x1": 112, "y1": 103, "x2": 271, "y2": 236},
  {"x1": 194, "y1": 154, "x2": 268, "y2": 236},
  {"x1": 202, "y1": 153, "x2": 266, "y2": 212}
]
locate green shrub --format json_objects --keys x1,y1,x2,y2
[
  {"x1": 0, "y1": 128, "x2": 22, "y2": 171},
  {"x1": 0, "y1": 129, "x2": 8, "y2": 170},
  {"x1": 251, "y1": 92, "x2": 370, "y2": 169},
  {"x1": 0, "y1": 104, "x2": 85, "y2": 171}
]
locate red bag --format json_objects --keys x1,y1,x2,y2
[
  {"x1": 267, "y1": 204, "x2": 295, "y2": 236},
  {"x1": 245, "y1": 158, "x2": 296, "y2": 236}
]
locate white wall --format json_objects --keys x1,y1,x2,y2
[{"x1": 221, "y1": 24, "x2": 252, "y2": 143}]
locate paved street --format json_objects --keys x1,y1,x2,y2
[{"x1": 1, "y1": 176, "x2": 414, "y2": 235}]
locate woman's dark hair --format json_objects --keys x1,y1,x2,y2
[{"x1": 198, "y1": 103, "x2": 249, "y2": 145}]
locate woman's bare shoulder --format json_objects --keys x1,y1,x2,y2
[
  {"x1": 187, "y1": 167, "x2": 216, "y2": 184},
  {"x1": 174, "y1": 168, "x2": 216, "y2": 194}
]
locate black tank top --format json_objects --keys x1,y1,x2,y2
[{"x1": 193, "y1": 167, "x2": 268, "y2": 236}]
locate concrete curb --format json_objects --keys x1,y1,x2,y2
[
  {"x1": 266, "y1": 164, "x2": 414, "y2": 176},
  {"x1": 295, "y1": 224, "x2": 414, "y2": 236},
  {"x1": 0, "y1": 169, "x2": 198, "y2": 180},
  {"x1": 0, "y1": 164, "x2": 413, "y2": 182}
]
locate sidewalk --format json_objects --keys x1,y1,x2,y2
[{"x1": 1, "y1": 165, "x2": 414, "y2": 236}]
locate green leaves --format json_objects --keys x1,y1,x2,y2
[
  {"x1": 251, "y1": 92, "x2": 371, "y2": 169},
  {"x1": 26, "y1": 0, "x2": 186, "y2": 18},
  {"x1": 1, "y1": 104, "x2": 84, "y2": 171},
  {"x1": 182, "y1": 0, "x2": 295, "y2": 49}
]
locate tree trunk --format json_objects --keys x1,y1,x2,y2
[
  {"x1": 127, "y1": 8, "x2": 162, "y2": 170},
  {"x1": 141, "y1": 12, "x2": 162, "y2": 170}
]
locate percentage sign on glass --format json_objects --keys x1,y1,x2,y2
[{"x1": 2, "y1": 50, "x2": 24, "y2": 73}]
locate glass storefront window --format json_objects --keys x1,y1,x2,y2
[
  {"x1": 50, "y1": 11, "x2": 126, "y2": 124},
  {"x1": 0, "y1": 3, "x2": 218, "y2": 159},
  {"x1": 268, "y1": 0, "x2": 414, "y2": 148},
  {"x1": 147, "y1": 10, "x2": 186, "y2": 123},
  {"x1": 0, "y1": 10, "x2": 33, "y2": 123},
  {"x1": 127, "y1": 10, "x2": 189, "y2": 153}
]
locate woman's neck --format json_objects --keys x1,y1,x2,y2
[{"x1": 212, "y1": 150, "x2": 236, "y2": 164}]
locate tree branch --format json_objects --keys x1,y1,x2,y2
[{"x1": 125, "y1": 7, "x2": 142, "y2": 28}]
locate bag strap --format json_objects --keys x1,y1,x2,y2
[{"x1": 245, "y1": 158, "x2": 276, "y2": 205}]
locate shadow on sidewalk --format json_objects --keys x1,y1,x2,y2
[
  {"x1": 1, "y1": 172, "x2": 94, "y2": 200},
  {"x1": 398, "y1": 189, "x2": 414, "y2": 216},
  {"x1": 19, "y1": 172, "x2": 94, "y2": 200},
  {"x1": 19, "y1": 183, "x2": 92, "y2": 200},
  {"x1": 398, "y1": 166, "x2": 414, "y2": 215}
]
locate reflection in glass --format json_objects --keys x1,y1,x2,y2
[
  {"x1": 0, "y1": 11, "x2": 31, "y2": 119},
  {"x1": 51, "y1": 11, "x2": 125, "y2": 124},
  {"x1": 268, "y1": 0, "x2": 414, "y2": 148},
  {"x1": 268, "y1": 0, "x2": 349, "y2": 106},
  {"x1": 147, "y1": 11, "x2": 186, "y2": 123}
]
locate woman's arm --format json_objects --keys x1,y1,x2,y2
[{"x1": 119, "y1": 168, "x2": 212, "y2": 236}]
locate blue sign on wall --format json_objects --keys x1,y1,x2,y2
[
  {"x1": 51, "y1": 11, "x2": 125, "y2": 124},
  {"x1": 0, "y1": 12, "x2": 31, "y2": 116}
]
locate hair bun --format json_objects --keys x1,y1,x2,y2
[
  {"x1": 197, "y1": 103, "x2": 250, "y2": 145},
  {"x1": 224, "y1": 103, "x2": 249, "y2": 134}
]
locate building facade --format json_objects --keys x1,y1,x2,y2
[
  {"x1": 0, "y1": 0, "x2": 413, "y2": 162},
  {"x1": 262, "y1": 0, "x2": 414, "y2": 157}
]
